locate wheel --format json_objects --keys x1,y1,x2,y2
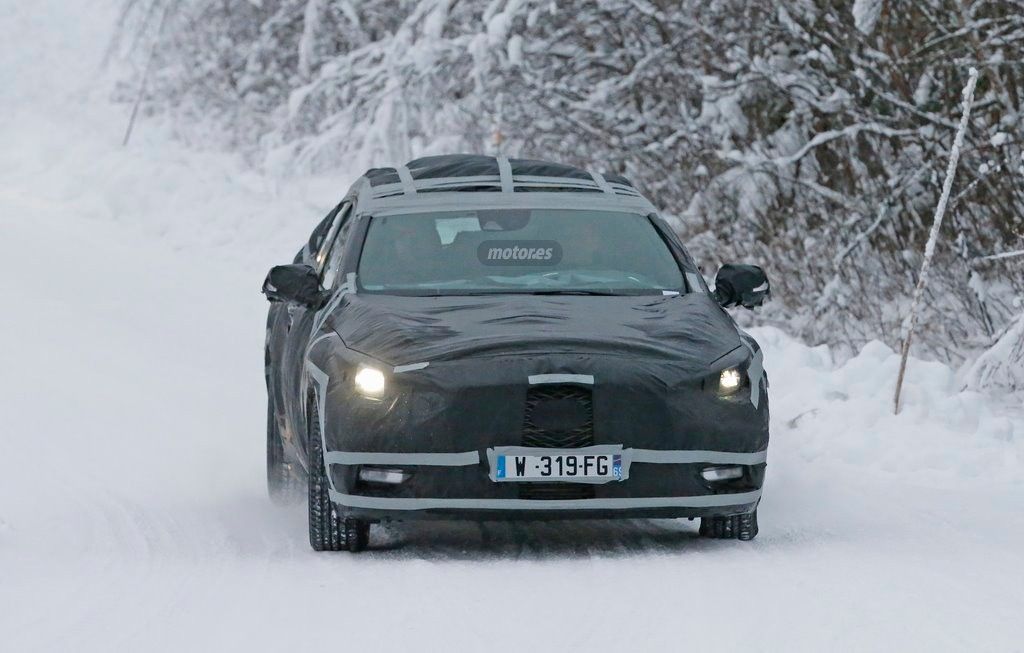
[
  {"x1": 267, "y1": 399, "x2": 302, "y2": 504},
  {"x1": 307, "y1": 403, "x2": 370, "y2": 552},
  {"x1": 699, "y1": 509, "x2": 758, "y2": 541}
]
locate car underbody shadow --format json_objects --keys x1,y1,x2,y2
[{"x1": 363, "y1": 517, "x2": 715, "y2": 560}]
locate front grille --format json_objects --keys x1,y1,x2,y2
[
  {"x1": 519, "y1": 384, "x2": 596, "y2": 500},
  {"x1": 521, "y1": 385, "x2": 594, "y2": 449}
]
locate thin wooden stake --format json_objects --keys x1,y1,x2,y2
[
  {"x1": 894, "y1": 67, "x2": 979, "y2": 414},
  {"x1": 123, "y1": 2, "x2": 169, "y2": 147}
]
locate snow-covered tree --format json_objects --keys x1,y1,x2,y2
[{"x1": 113, "y1": 0, "x2": 1024, "y2": 370}]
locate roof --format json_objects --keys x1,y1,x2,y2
[{"x1": 352, "y1": 154, "x2": 658, "y2": 217}]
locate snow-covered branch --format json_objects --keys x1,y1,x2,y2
[{"x1": 112, "y1": 0, "x2": 1024, "y2": 365}]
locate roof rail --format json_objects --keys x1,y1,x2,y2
[{"x1": 353, "y1": 155, "x2": 656, "y2": 216}]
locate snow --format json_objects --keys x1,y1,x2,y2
[
  {"x1": 852, "y1": 0, "x2": 883, "y2": 35},
  {"x1": 507, "y1": 34, "x2": 524, "y2": 66},
  {"x1": 964, "y1": 312, "x2": 1024, "y2": 392},
  {"x1": 2, "y1": 3, "x2": 1023, "y2": 651},
  {"x1": 298, "y1": 0, "x2": 324, "y2": 77}
]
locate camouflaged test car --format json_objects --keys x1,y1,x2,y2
[{"x1": 263, "y1": 154, "x2": 771, "y2": 551}]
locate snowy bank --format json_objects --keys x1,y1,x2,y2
[{"x1": 754, "y1": 327, "x2": 1022, "y2": 485}]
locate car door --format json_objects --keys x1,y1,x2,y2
[
  {"x1": 278, "y1": 202, "x2": 354, "y2": 456},
  {"x1": 267, "y1": 203, "x2": 346, "y2": 419}
]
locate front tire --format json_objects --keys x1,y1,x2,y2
[
  {"x1": 267, "y1": 400, "x2": 301, "y2": 504},
  {"x1": 699, "y1": 509, "x2": 758, "y2": 541},
  {"x1": 307, "y1": 404, "x2": 370, "y2": 552}
]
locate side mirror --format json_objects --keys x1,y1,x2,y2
[
  {"x1": 714, "y1": 264, "x2": 770, "y2": 309},
  {"x1": 262, "y1": 264, "x2": 324, "y2": 308}
]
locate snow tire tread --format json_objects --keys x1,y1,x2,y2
[
  {"x1": 699, "y1": 510, "x2": 758, "y2": 541},
  {"x1": 307, "y1": 404, "x2": 369, "y2": 552}
]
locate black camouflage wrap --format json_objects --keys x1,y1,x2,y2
[
  {"x1": 306, "y1": 292, "x2": 767, "y2": 520},
  {"x1": 267, "y1": 154, "x2": 770, "y2": 522}
]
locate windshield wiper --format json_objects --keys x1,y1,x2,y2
[
  {"x1": 525, "y1": 290, "x2": 619, "y2": 296},
  {"x1": 446, "y1": 289, "x2": 620, "y2": 296}
]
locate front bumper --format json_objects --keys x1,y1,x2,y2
[{"x1": 326, "y1": 448, "x2": 765, "y2": 522}]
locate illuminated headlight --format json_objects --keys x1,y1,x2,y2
[
  {"x1": 354, "y1": 367, "x2": 386, "y2": 395},
  {"x1": 718, "y1": 367, "x2": 743, "y2": 395}
]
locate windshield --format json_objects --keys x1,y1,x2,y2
[{"x1": 357, "y1": 209, "x2": 684, "y2": 295}]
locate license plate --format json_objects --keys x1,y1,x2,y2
[{"x1": 494, "y1": 453, "x2": 623, "y2": 482}]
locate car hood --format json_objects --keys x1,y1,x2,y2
[{"x1": 327, "y1": 292, "x2": 743, "y2": 371}]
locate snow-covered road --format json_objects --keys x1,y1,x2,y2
[
  {"x1": 4, "y1": 193, "x2": 1023, "y2": 652},
  {"x1": 2, "y1": 3, "x2": 1022, "y2": 651}
]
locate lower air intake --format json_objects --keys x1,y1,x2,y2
[{"x1": 518, "y1": 482, "x2": 595, "y2": 501}]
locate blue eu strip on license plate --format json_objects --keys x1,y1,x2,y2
[{"x1": 495, "y1": 453, "x2": 623, "y2": 481}]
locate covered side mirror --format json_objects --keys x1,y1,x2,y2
[
  {"x1": 714, "y1": 264, "x2": 770, "y2": 309},
  {"x1": 262, "y1": 264, "x2": 324, "y2": 308}
]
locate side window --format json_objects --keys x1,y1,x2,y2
[
  {"x1": 320, "y1": 208, "x2": 354, "y2": 290},
  {"x1": 304, "y1": 205, "x2": 340, "y2": 268},
  {"x1": 312, "y1": 203, "x2": 348, "y2": 274},
  {"x1": 649, "y1": 214, "x2": 701, "y2": 294}
]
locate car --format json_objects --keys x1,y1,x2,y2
[{"x1": 262, "y1": 154, "x2": 771, "y2": 552}]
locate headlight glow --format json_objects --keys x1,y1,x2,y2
[
  {"x1": 354, "y1": 367, "x2": 386, "y2": 395},
  {"x1": 719, "y1": 367, "x2": 742, "y2": 394}
]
